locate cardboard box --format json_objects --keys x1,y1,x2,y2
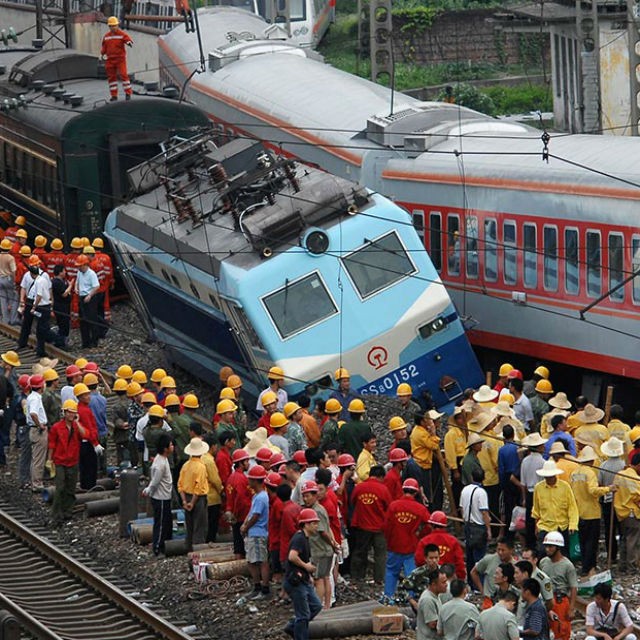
[
  {"x1": 372, "y1": 606, "x2": 404, "y2": 634},
  {"x1": 577, "y1": 569, "x2": 612, "y2": 597},
  {"x1": 193, "y1": 562, "x2": 210, "y2": 584}
]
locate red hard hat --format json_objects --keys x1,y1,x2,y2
[
  {"x1": 301, "y1": 480, "x2": 318, "y2": 494},
  {"x1": 278, "y1": 465, "x2": 288, "y2": 477},
  {"x1": 84, "y1": 362, "x2": 99, "y2": 373},
  {"x1": 65, "y1": 365, "x2": 81, "y2": 377},
  {"x1": 256, "y1": 447, "x2": 273, "y2": 463},
  {"x1": 248, "y1": 465, "x2": 267, "y2": 480},
  {"x1": 29, "y1": 374, "x2": 44, "y2": 389},
  {"x1": 337, "y1": 453, "x2": 355, "y2": 467},
  {"x1": 265, "y1": 472, "x2": 282, "y2": 488},
  {"x1": 507, "y1": 369, "x2": 523, "y2": 380},
  {"x1": 389, "y1": 448, "x2": 409, "y2": 463},
  {"x1": 402, "y1": 478, "x2": 420, "y2": 492},
  {"x1": 293, "y1": 450, "x2": 307, "y2": 466},
  {"x1": 18, "y1": 374, "x2": 31, "y2": 390},
  {"x1": 232, "y1": 449, "x2": 250, "y2": 464},
  {"x1": 270, "y1": 452, "x2": 286, "y2": 466},
  {"x1": 298, "y1": 508, "x2": 320, "y2": 524},
  {"x1": 428, "y1": 511, "x2": 448, "y2": 527}
]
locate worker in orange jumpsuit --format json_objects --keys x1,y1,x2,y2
[
  {"x1": 91, "y1": 238, "x2": 113, "y2": 327},
  {"x1": 101, "y1": 17, "x2": 133, "y2": 102},
  {"x1": 5, "y1": 215, "x2": 25, "y2": 246},
  {"x1": 33, "y1": 236, "x2": 48, "y2": 270},
  {"x1": 65, "y1": 238, "x2": 83, "y2": 329},
  {"x1": 46, "y1": 239, "x2": 66, "y2": 279},
  {"x1": 11, "y1": 229, "x2": 27, "y2": 258}
]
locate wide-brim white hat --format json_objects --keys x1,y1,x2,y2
[
  {"x1": 576, "y1": 403, "x2": 605, "y2": 424},
  {"x1": 472, "y1": 385, "x2": 498, "y2": 403},
  {"x1": 601, "y1": 437, "x2": 624, "y2": 458},
  {"x1": 184, "y1": 437, "x2": 209, "y2": 457},
  {"x1": 549, "y1": 392, "x2": 571, "y2": 410},
  {"x1": 522, "y1": 433, "x2": 548, "y2": 447},
  {"x1": 536, "y1": 460, "x2": 563, "y2": 477}
]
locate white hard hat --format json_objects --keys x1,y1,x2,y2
[{"x1": 542, "y1": 531, "x2": 565, "y2": 547}]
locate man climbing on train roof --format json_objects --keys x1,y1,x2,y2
[{"x1": 101, "y1": 16, "x2": 133, "y2": 101}]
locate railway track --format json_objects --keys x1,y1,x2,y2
[{"x1": 0, "y1": 503, "x2": 202, "y2": 640}]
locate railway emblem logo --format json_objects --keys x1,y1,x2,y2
[{"x1": 367, "y1": 346, "x2": 388, "y2": 370}]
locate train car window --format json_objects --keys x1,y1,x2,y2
[
  {"x1": 161, "y1": 268, "x2": 171, "y2": 283},
  {"x1": 278, "y1": 0, "x2": 305, "y2": 20},
  {"x1": 466, "y1": 216, "x2": 478, "y2": 279},
  {"x1": 633, "y1": 237, "x2": 640, "y2": 304},
  {"x1": 430, "y1": 212, "x2": 442, "y2": 272},
  {"x1": 447, "y1": 214, "x2": 460, "y2": 276},
  {"x1": 341, "y1": 231, "x2": 416, "y2": 299},
  {"x1": 190, "y1": 283, "x2": 201, "y2": 300},
  {"x1": 586, "y1": 230, "x2": 601, "y2": 297},
  {"x1": 484, "y1": 218, "x2": 497, "y2": 282},
  {"x1": 503, "y1": 221, "x2": 517, "y2": 285},
  {"x1": 23, "y1": 154, "x2": 33, "y2": 198},
  {"x1": 14, "y1": 147, "x2": 23, "y2": 190},
  {"x1": 233, "y1": 304, "x2": 266, "y2": 351},
  {"x1": 608, "y1": 233, "x2": 624, "y2": 302},
  {"x1": 143, "y1": 259, "x2": 154, "y2": 274},
  {"x1": 128, "y1": 251, "x2": 137, "y2": 266},
  {"x1": 523, "y1": 223, "x2": 537, "y2": 288},
  {"x1": 171, "y1": 274, "x2": 180, "y2": 288},
  {"x1": 262, "y1": 272, "x2": 338, "y2": 339},
  {"x1": 412, "y1": 210, "x2": 425, "y2": 248},
  {"x1": 543, "y1": 226, "x2": 558, "y2": 291}
]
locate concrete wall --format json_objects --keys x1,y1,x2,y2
[{"x1": 599, "y1": 28, "x2": 631, "y2": 135}]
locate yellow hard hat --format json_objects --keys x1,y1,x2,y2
[
  {"x1": 83, "y1": 373, "x2": 99, "y2": 386},
  {"x1": 535, "y1": 379, "x2": 554, "y2": 394},
  {"x1": 16, "y1": 229, "x2": 28, "y2": 239},
  {"x1": 92, "y1": 237, "x2": 104, "y2": 249},
  {"x1": 325, "y1": 398, "x2": 342, "y2": 415},
  {"x1": 43, "y1": 368, "x2": 59, "y2": 382},
  {"x1": 160, "y1": 375, "x2": 176, "y2": 389},
  {"x1": 73, "y1": 383, "x2": 90, "y2": 397},
  {"x1": 217, "y1": 399, "x2": 237, "y2": 414},
  {"x1": 148, "y1": 404, "x2": 165, "y2": 418},
  {"x1": 150, "y1": 368, "x2": 167, "y2": 383},
  {"x1": 164, "y1": 393, "x2": 180, "y2": 407},
  {"x1": 107, "y1": 15, "x2": 119, "y2": 25},
  {"x1": 62, "y1": 399, "x2": 78, "y2": 412},
  {"x1": 226, "y1": 374, "x2": 242, "y2": 389},
  {"x1": 389, "y1": 416, "x2": 407, "y2": 432},
  {"x1": 334, "y1": 367, "x2": 350, "y2": 381},
  {"x1": 500, "y1": 392, "x2": 515, "y2": 406},
  {"x1": 1, "y1": 351, "x2": 21, "y2": 367},
  {"x1": 132, "y1": 370, "x2": 147, "y2": 384},
  {"x1": 51, "y1": 238, "x2": 63, "y2": 250},
  {"x1": 284, "y1": 401, "x2": 301, "y2": 419},
  {"x1": 183, "y1": 393, "x2": 199, "y2": 409},
  {"x1": 0, "y1": 239, "x2": 11, "y2": 251},
  {"x1": 498, "y1": 363, "x2": 514, "y2": 377},
  {"x1": 19, "y1": 245, "x2": 31, "y2": 256},
  {"x1": 534, "y1": 366, "x2": 550, "y2": 380},
  {"x1": 270, "y1": 412, "x2": 288, "y2": 429},
  {"x1": 70, "y1": 237, "x2": 83, "y2": 249},
  {"x1": 117, "y1": 365, "x2": 133, "y2": 380},
  {"x1": 83, "y1": 245, "x2": 95, "y2": 255},
  {"x1": 81, "y1": 237, "x2": 90, "y2": 247},
  {"x1": 630, "y1": 427, "x2": 640, "y2": 444},
  {"x1": 75, "y1": 358, "x2": 88, "y2": 369},
  {"x1": 219, "y1": 366, "x2": 234, "y2": 382},
  {"x1": 113, "y1": 378, "x2": 128, "y2": 392},
  {"x1": 34, "y1": 235, "x2": 47, "y2": 248},
  {"x1": 348, "y1": 398, "x2": 365, "y2": 413},
  {"x1": 219, "y1": 387, "x2": 235, "y2": 400},
  {"x1": 15, "y1": 216, "x2": 26, "y2": 226},
  {"x1": 396, "y1": 383, "x2": 412, "y2": 397},
  {"x1": 261, "y1": 391, "x2": 277, "y2": 407},
  {"x1": 126, "y1": 381, "x2": 143, "y2": 397},
  {"x1": 141, "y1": 392, "x2": 156, "y2": 404},
  {"x1": 268, "y1": 366, "x2": 285, "y2": 381}
]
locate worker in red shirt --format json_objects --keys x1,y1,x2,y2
[
  {"x1": 225, "y1": 449, "x2": 251, "y2": 559},
  {"x1": 278, "y1": 482, "x2": 301, "y2": 567},
  {"x1": 385, "y1": 448, "x2": 408, "y2": 501},
  {"x1": 216, "y1": 431, "x2": 235, "y2": 485},
  {"x1": 382, "y1": 478, "x2": 431, "y2": 597},
  {"x1": 101, "y1": 16, "x2": 133, "y2": 101},
  {"x1": 415, "y1": 511, "x2": 466, "y2": 579},
  {"x1": 265, "y1": 472, "x2": 284, "y2": 581},
  {"x1": 350, "y1": 465, "x2": 391, "y2": 583},
  {"x1": 48, "y1": 399, "x2": 87, "y2": 525},
  {"x1": 73, "y1": 383, "x2": 102, "y2": 491}
]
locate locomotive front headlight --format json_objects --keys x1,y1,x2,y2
[
  {"x1": 431, "y1": 317, "x2": 445, "y2": 332},
  {"x1": 300, "y1": 27, "x2": 309, "y2": 34}
]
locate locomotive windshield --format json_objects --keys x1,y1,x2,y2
[
  {"x1": 341, "y1": 231, "x2": 416, "y2": 299},
  {"x1": 263, "y1": 272, "x2": 338, "y2": 339}
]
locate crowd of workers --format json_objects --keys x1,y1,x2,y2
[
  {"x1": 0, "y1": 214, "x2": 114, "y2": 352},
  {"x1": 1, "y1": 331, "x2": 639, "y2": 640}
]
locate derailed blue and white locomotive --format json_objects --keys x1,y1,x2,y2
[{"x1": 105, "y1": 133, "x2": 482, "y2": 406}]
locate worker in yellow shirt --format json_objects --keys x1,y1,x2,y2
[
  {"x1": 614, "y1": 452, "x2": 640, "y2": 572},
  {"x1": 573, "y1": 404, "x2": 608, "y2": 456},
  {"x1": 410, "y1": 411, "x2": 441, "y2": 508},
  {"x1": 475, "y1": 414, "x2": 501, "y2": 526},
  {"x1": 569, "y1": 446, "x2": 614, "y2": 576},
  {"x1": 178, "y1": 437, "x2": 209, "y2": 551},
  {"x1": 607, "y1": 404, "x2": 631, "y2": 454},
  {"x1": 444, "y1": 406, "x2": 467, "y2": 511},
  {"x1": 202, "y1": 432, "x2": 223, "y2": 543},
  {"x1": 566, "y1": 396, "x2": 588, "y2": 435},
  {"x1": 548, "y1": 441, "x2": 579, "y2": 482},
  {"x1": 532, "y1": 460, "x2": 579, "y2": 553},
  {"x1": 356, "y1": 431, "x2": 377, "y2": 482},
  {"x1": 574, "y1": 432, "x2": 602, "y2": 467}
]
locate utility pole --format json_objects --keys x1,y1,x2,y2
[
  {"x1": 628, "y1": 0, "x2": 640, "y2": 135},
  {"x1": 34, "y1": 0, "x2": 72, "y2": 48},
  {"x1": 576, "y1": 0, "x2": 600, "y2": 133}
]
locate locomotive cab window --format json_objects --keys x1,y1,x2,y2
[
  {"x1": 608, "y1": 233, "x2": 624, "y2": 302},
  {"x1": 523, "y1": 223, "x2": 537, "y2": 288},
  {"x1": 429, "y1": 212, "x2": 442, "y2": 272},
  {"x1": 262, "y1": 272, "x2": 338, "y2": 339},
  {"x1": 341, "y1": 231, "x2": 416, "y2": 299},
  {"x1": 484, "y1": 218, "x2": 497, "y2": 282},
  {"x1": 586, "y1": 230, "x2": 601, "y2": 297},
  {"x1": 543, "y1": 226, "x2": 558, "y2": 291},
  {"x1": 503, "y1": 221, "x2": 517, "y2": 285},
  {"x1": 565, "y1": 228, "x2": 579, "y2": 294},
  {"x1": 447, "y1": 214, "x2": 460, "y2": 276}
]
